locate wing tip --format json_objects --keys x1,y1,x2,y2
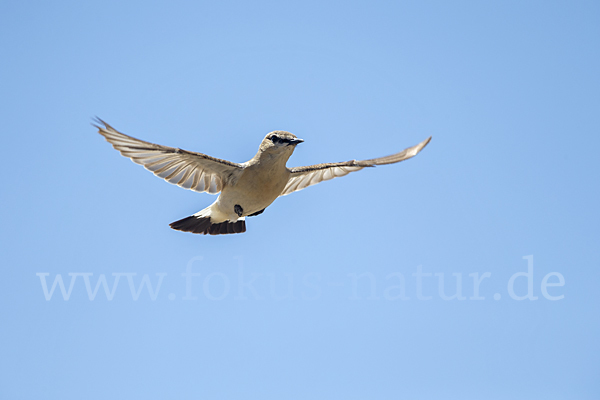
[
  {"x1": 91, "y1": 116, "x2": 107, "y2": 129},
  {"x1": 413, "y1": 135, "x2": 432, "y2": 154},
  {"x1": 91, "y1": 116, "x2": 118, "y2": 138},
  {"x1": 421, "y1": 135, "x2": 432, "y2": 148}
]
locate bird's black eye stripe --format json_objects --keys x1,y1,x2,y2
[{"x1": 270, "y1": 136, "x2": 294, "y2": 145}]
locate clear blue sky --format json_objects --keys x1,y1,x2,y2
[{"x1": 1, "y1": 1, "x2": 599, "y2": 399}]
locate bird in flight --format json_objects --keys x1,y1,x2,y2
[{"x1": 94, "y1": 118, "x2": 431, "y2": 235}]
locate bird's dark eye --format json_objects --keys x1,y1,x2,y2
[{"x1": 270, "y1": 136, "x2": 281, "y2": 144}]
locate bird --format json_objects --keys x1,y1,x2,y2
[{"x1": 93, "y1": 118, "x2": 431, "y2": 235}]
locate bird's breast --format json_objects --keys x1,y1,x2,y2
[{"x1": 218, "y1": 164, "x2": 290, "y2": 217}]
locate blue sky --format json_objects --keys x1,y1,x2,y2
[{"x1": 1, "y1": 1, "x2": 599, "y2": 399}]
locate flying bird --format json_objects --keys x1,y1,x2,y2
[{"x1": 94, "y1": 118, "x2": 431, "y2": 235}]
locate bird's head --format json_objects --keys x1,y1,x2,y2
[{"x1": 259, "y1": 131, "x2": 304, "y2": 156}]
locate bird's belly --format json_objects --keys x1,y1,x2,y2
[
  {"x1": 220, "y1": 186, "x2": 280, "y2": 215},
  {"x1": 218, "y1": 170, "x2": 288, "y2": 217}
]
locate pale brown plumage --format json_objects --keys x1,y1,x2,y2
[
  {"x1": 93, "y1": 118, "x2": 243, "y2": 194},
  {"x1": 94, "y1": 118, "x2": 431, "y2": 235},
  {"x1": 281, "y1": 136, "x2": 431, "y2": 196}
]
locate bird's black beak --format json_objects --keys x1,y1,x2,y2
[{"x1": 289, "y1": 138, "x2": 304, "y2": 145}]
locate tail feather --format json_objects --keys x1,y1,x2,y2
[{"x1": 169, "y1": 215, "x2": 246, "y2": 235}]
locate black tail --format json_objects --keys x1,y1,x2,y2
[{"x1": 169, "y1": 215, "x2": 246, "y2": 235}]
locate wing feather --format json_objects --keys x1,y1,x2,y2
[
  {"x1": 94, "y1": 118, "x2": 243, "y2": 194},
  {"x1": 281, "y1": 136, "x2": 431, "y2": 196}
]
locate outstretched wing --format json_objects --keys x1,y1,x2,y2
[
  {"x1": 94, "y1": 118, "x2": 244, "y2": 194},
  {"x1": 281, "y1": 136, "x2": 431, "y2": 196}
]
